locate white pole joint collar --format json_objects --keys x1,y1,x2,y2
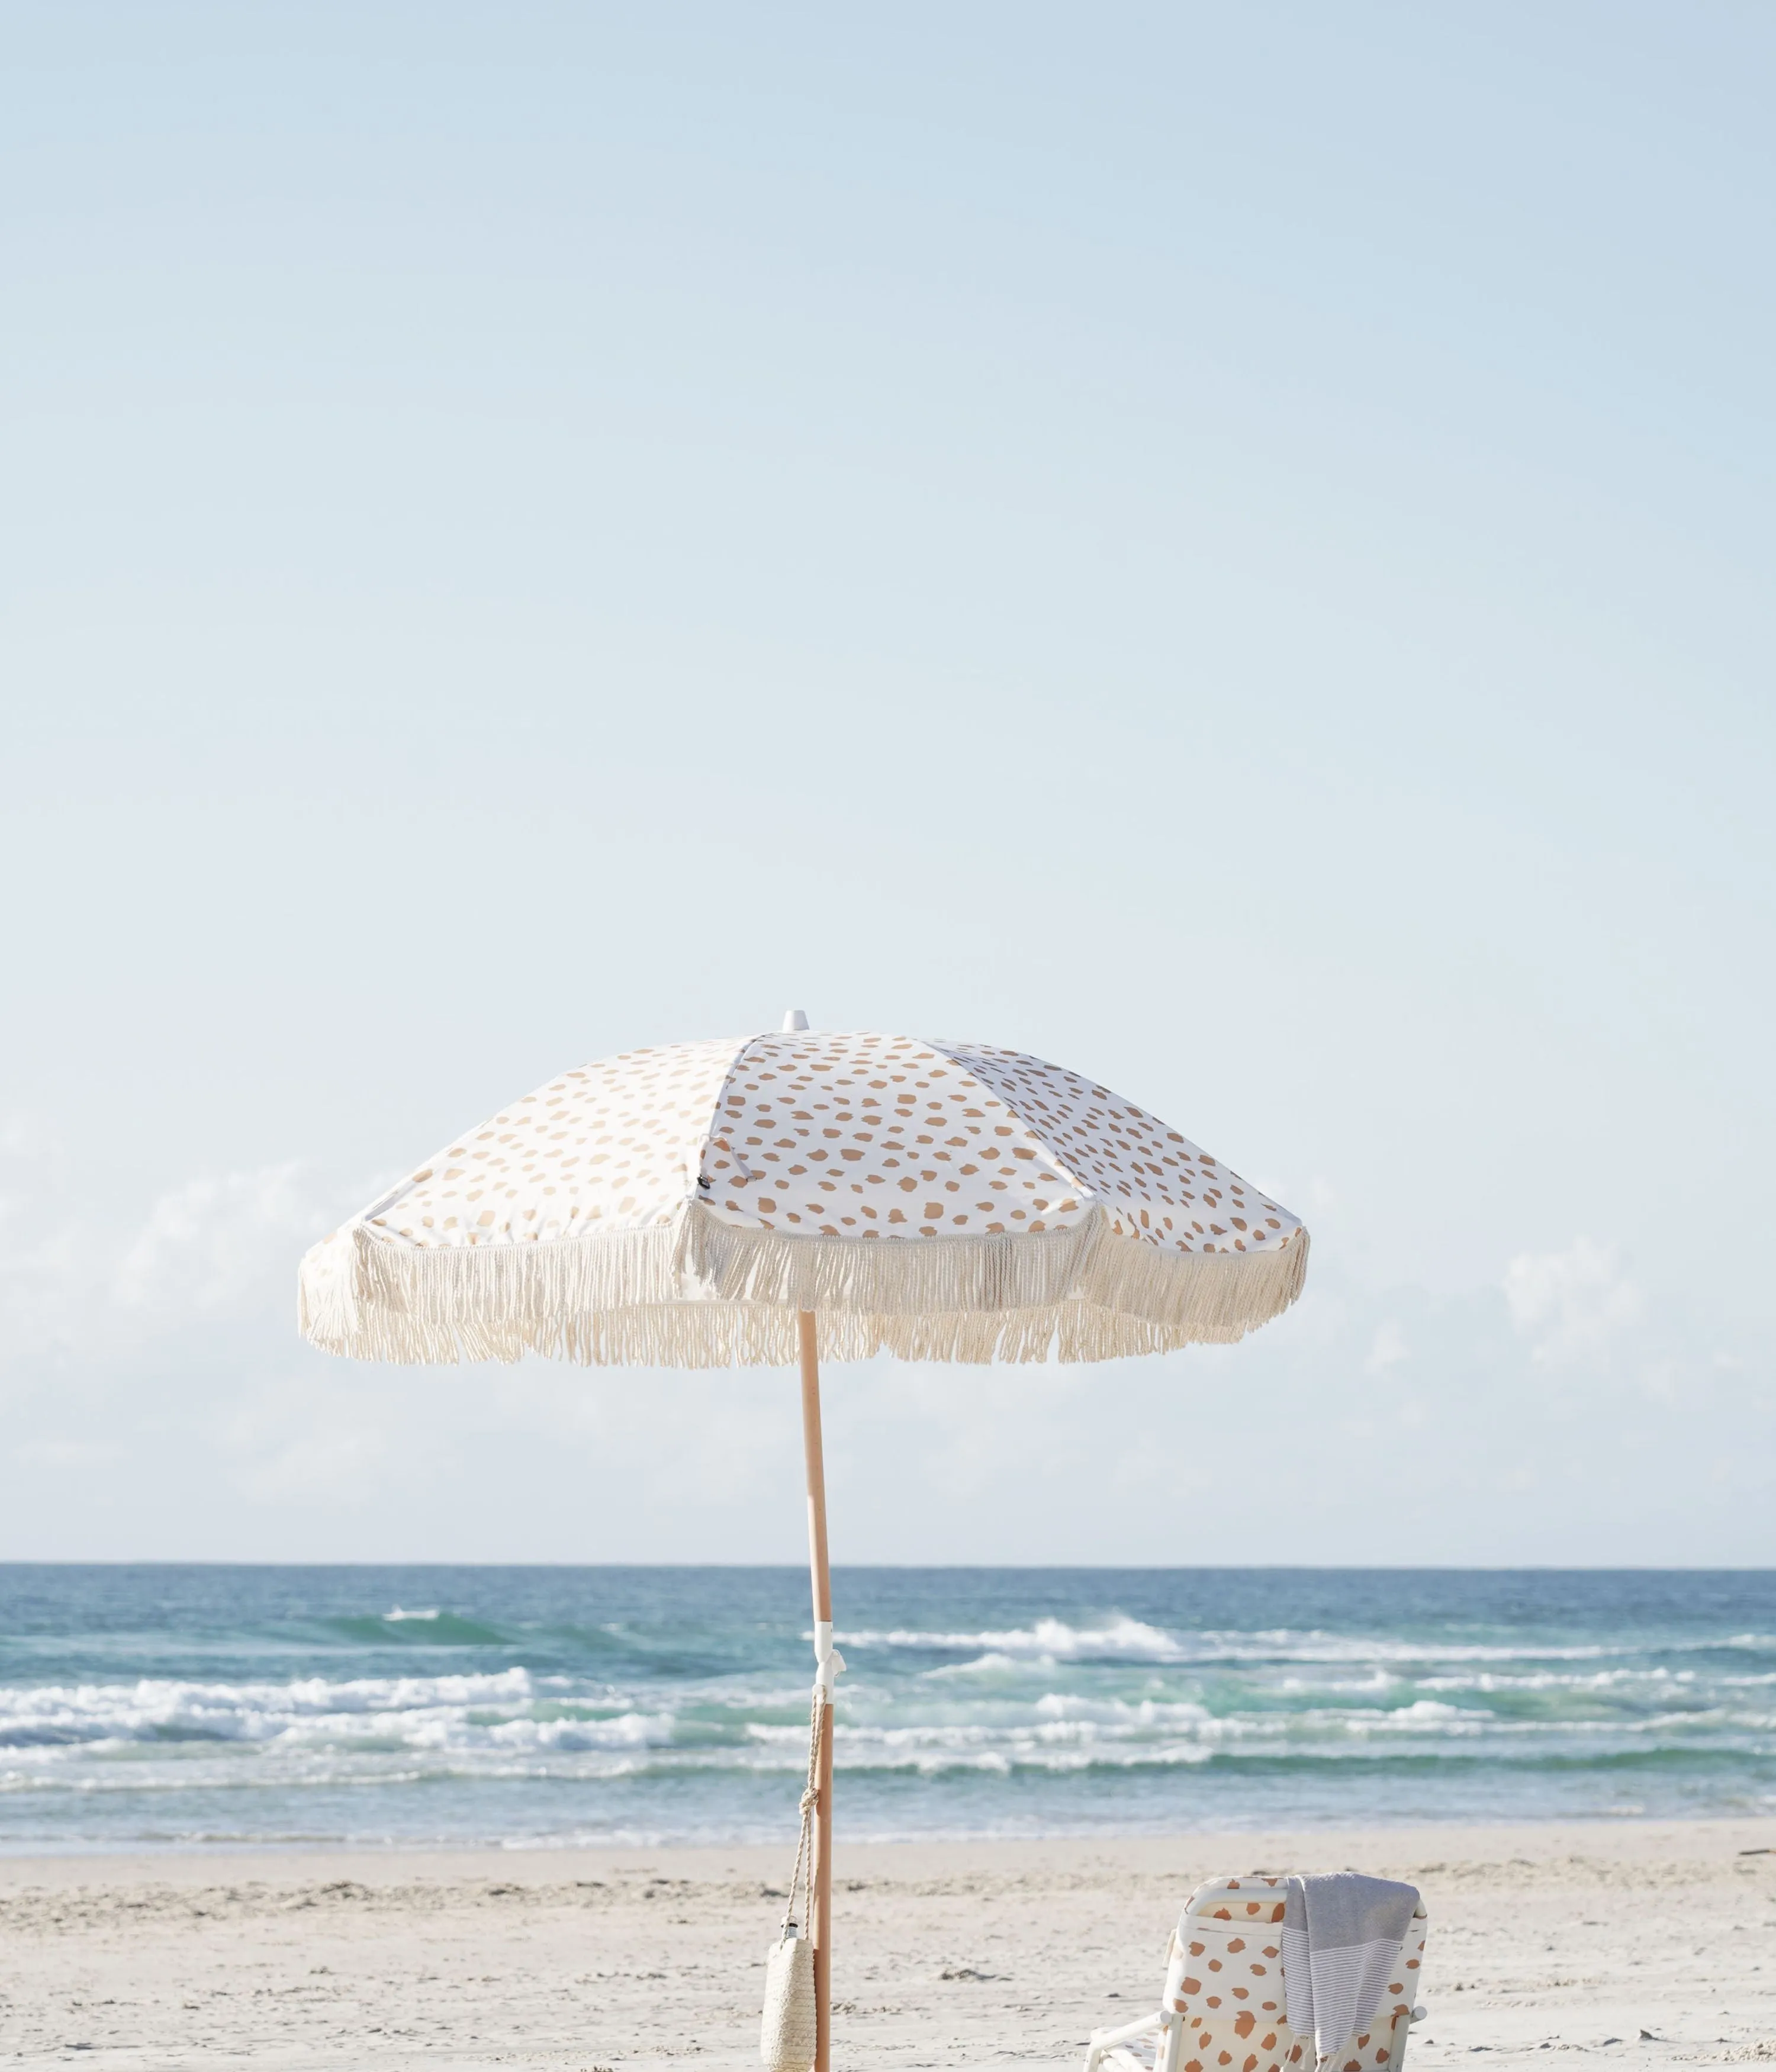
[{"x1": 813, "y1": 1618, "x2": 845, "y2": 1698}]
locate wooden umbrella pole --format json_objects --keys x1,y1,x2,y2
[{"x1": 796, "y1": 1310, "x2": 834, "y2": 2072}]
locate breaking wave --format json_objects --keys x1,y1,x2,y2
[{"x1": 0, "y1": 1567, "x2": 1771, "y2": 1847}]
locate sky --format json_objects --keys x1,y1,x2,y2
[{"x1": 1, "y1": 2, "x2": 1771, "y2": 1565}]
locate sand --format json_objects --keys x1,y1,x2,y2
[{"x1": 1, "y1": 1822, "x2": 1772, "y2": 2071}]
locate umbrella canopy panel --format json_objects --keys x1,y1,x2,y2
[{"x1": 299, "y1": 1029, "x2": 1308, "y2": 1368}]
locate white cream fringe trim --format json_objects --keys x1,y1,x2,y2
[{"x1": 298, "y1": 1204, "x2": 1308, "y2": 1368}]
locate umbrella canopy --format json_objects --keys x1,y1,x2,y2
[{"x1": 298, "y1": 1024, "x2": 1308, "y2": 1369}]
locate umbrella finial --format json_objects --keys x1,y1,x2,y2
[{"x1": 782, "y1": 1008, "x2": 809, "y2": 1032}]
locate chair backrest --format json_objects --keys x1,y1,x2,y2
[{"x1": 1162, "y1": 1877, "x2": 1427, "y2": 2072}]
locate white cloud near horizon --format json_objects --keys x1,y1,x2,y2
[
  {"x1": 114, "y1": 1162, "x2": 333, "y2": 1312},
  {"x1": 0, "y1": 1130, "x2": 372, "y2": 1369},
  {"x1": 0, "y1": 1127, "x2": 1768, "y2": 1566},
  {"x1": 1503, "y1": 1237, "x2": 1645, "y2": 1369}
]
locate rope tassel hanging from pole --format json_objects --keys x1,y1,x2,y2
[
  {"x1": 760, "y1": 1683, "x2": 826, "y2": 2072},
  {"x1": 782, "y1": 1684, "x2": 826, "y2": 1941}
]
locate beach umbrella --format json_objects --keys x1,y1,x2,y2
[{"x1": 298, "y1": 1014, "x2": 1309, "y2": 2069}]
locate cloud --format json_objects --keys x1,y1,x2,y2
[
  {"x1": 0, "y1": 1118, "x2": 1769, "y2": 1562},
  {"x1": 114, "y1": 1162, "x2": 333, "y2": 1315},
  {"x1": 1502, "y1": 1236, "x2": 1645, "y2": 1366},
  {"x1": 1365, "y1": 1318, "x2": 1410, "y2": 1372},
  {"x1": 0, "y1": 1130, "x2": 381, "y2": 1380}
]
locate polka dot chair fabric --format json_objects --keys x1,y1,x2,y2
[
  {"x1": 1086, "y1": 1878, "x2": 1427, "y2": 2072},
  {"x1": 299, "y1": 1028, "x2": 1308, "y2": 1368}
]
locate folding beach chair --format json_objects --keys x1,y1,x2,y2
[{"x1": 1083, "y1": 1875, "x2": 1428, "y2": 2072}]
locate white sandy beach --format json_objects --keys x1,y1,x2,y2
[{"x1": 2, "y1": 1821, "x2": 1772, "y2": 2071}]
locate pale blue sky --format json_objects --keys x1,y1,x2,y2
[{"x1": 2, "y1": 3, "x2": 1771, "y2": 1561}]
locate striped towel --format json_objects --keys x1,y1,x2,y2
[{"x1": 1282, "y1": 1872, "x2": 1419, "y2": 2068}]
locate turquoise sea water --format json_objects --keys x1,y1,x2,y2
[{"x1": 0, "y1": 1567, "x2": 1771, "y2": 1852}]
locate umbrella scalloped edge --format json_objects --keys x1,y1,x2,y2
[{"x1": 297, "y1": 1205, "x2": 1309, "y2": 1368}]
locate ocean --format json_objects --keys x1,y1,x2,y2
[{"x1": 1, "y1": 1566, "x2": 1771, "y2": 1853}]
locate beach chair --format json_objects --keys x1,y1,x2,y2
[{"x1": 1083, "y1": 1875, "x2": 1428, "y2": 2072}]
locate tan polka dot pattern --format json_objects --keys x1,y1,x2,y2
[
  {"x1": 359, "y1": 1036, "x2": 744, "y2": 1249},
  {"x1": 930, "y1": 1041, "x2": 1298, "y2": 1259},
  {"x1": 301, "y1": 1027, "x2": 1308, "y2": 1368},
  {"x1": 1105, "y1": 1878, "x2": 1426, "y2": 2072},
  {"x1": 696, "y1": 1030, "x2": 1096, "y2": 1242},
  {"x1": 353, "y1": 1029, "x2": 1300, "y2": 1262}
]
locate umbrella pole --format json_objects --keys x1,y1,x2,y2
[{"x1": 796, "y1": 1310, "x2": 834, "y2": 2072}]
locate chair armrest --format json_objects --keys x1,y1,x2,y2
[{"x1": 1084, "y1": 2007, "x2": 1167, "y2": 2072}]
